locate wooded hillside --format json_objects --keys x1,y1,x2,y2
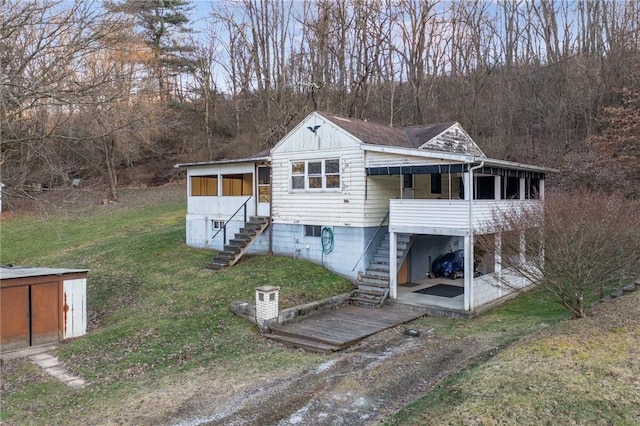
[{"x1": 2, "y1": 0, "x2": 639, "y2": 202}]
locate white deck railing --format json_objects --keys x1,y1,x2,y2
[{"x1": 389, "y1": 199, "x2": 541, "y2": 235}]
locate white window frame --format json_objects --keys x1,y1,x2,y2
[{"x1": 290, "y1": 158, "x2": 341, "y2": 191}]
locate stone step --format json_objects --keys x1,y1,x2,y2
[
  {"x1": 361, "y1": 275, "x2": 389, "y2": 285},
  {"x1": 349, "y1": 297, "x2": 382, "y2": 308},
  {"x1": 352, "y1": 289, "x2": 386, "y2": 297},
  {"x1": 374, "y1": 255, "x2": 402, "y2": 263},
  {"x1": 369, "y1": 261, "x2": 389, "y2": 269},
  {"x1": 365, "y1": 268, "x2": 390, "y2": 278},
  {"x1": 358, "y1": 282, "x2": 389, "y2": 292},
  {"x1": 378, "y1": 242, "x2": 409, "y2": 251}
]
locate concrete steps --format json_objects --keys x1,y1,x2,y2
[{"x1": 350, "y1": 233, "x2": 412, "y2": 308}]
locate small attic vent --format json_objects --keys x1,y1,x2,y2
[{"x1": 333, "y1": 116, "x2": 351, "y2": 122}]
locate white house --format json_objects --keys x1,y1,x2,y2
[{"x1": 176, "y1": 111, "x2": 554, "y2": 314}]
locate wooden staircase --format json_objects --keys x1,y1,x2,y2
[
  {"x1": 206, "y1": 216, "x2": 270, "y2": 270},
  {"x1": 349, "y1": 233, "x2": 412, "y2": 308}
]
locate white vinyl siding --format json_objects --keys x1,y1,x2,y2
[
  {"x1": 389, "y1": 199, "x2": 542, "y2": 235},
  {"x1": 272, "y1": 148, "x2": 371, "y2": 227},
  {"x1": 364, "y1": 175, "x2": 399, "y2": 224},
  {"x1": 271, "y1": 112, "x2": 361, "y2": 153}
]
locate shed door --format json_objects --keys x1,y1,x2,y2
[
  {"x1": 0, "y1": 286, "x2": 30, "y2": 351},
  {"x1": 31, "y1": 282, "x2": 60, "y2": 346}
]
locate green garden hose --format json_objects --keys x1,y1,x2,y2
[{"x1": 321, "y1": 226, "x2": 334, "y2": 255}]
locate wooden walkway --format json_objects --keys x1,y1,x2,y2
[{"x1": 265, "y1": 304, "x2": 426, "y2": 353}]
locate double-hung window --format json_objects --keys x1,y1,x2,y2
[{"x1": 291, "y1": 159, "x2": 340, "y2": 190}]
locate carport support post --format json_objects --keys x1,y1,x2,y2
[
  {"x1": 495, "y1": 233, "x2": 503, "y2": 297},
  {"x1": 389, "y1": 231, "x2": 398, "y2": 299},
  {"x1": 464, "y1": 234, "x2": 473, "y2": 311}
]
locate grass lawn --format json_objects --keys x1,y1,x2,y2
[
  {"x1": 0, "y1": 186, "x2": 353, "y2": 424},
  {"x1": 3, "y1": 185, "x2": 637, "y2": 425}
]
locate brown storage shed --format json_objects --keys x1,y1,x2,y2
[{"x1": 0, "y1": 267, "x2": 88, "y2": 353}]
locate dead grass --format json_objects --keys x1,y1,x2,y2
[{"x1": 387, "y1": 292, "x2": 640, "y2": 425}]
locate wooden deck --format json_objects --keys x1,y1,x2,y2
[{"x1": 265, "y1": 304, "x2": 426, "y2": 353}]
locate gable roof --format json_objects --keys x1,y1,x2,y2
[
  {"x1": 176, "y1": 112, "x2": 553, "y2": 174},
  {"x1": 403, "y1": 122, "x2": 456, "y2": 148},
  {"x1": 316, "y1": 112, "x2": 484, "y2": 156},
  {"x1": 318, "y1": 112, "x2": 408, "y2": 147}
]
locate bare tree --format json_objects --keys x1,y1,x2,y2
[
  {"x1": 0, "y1": 0, "x2": 129, "y2": 189},
  {"x1": 482, "y1": 192, "x2": 640, "y2": 319}
]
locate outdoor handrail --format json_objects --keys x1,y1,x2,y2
[
  {"x1": 352, "y1": 210, "x2": 390, "y2": 271},
  {"x1": 210, "y1": 196, "x2": 253, "y2": 243}
]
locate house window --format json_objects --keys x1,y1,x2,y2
[
  {"x1": 503, "y1": 177, "x2": 519, "y2": 199},
  {"x1": 308, "y1": 161, "x2": 322, "y2": 188},
  {"x1": 305, "y1": 225, "x2": 322, "y2": 237},
  {"x1": 291, "y1": 161, "x2": 305, "y2": 189},
  {"x1": 290, "y1": 159, "x2": 341, "y2": 190},
  {"x1": 258, "y1": 166, "x2": 271, "y2": 202},
  {"x1": 475, "y1": 176, "x2": 495, "y2": 199},
  {"x1": 191, "y1": 175, "x2": 218, "y2": 196},
  {"x1": 325, "y1": 159, "x2": 340, "y2": 188},
  {"x1": 430, "y1": 173, "x2": 442, "y2": 194},
  {"x1": 526, "y1": 177, "x2": 540, "y2": 199},
  {"x1": 222, "y1": 173, "x2": 253, "y2": 196},
  {"x1": 402, "y1": 174, "x2": 414, "y2": 189},
  {"x1": 211, "y1": 220, "x2": 223, "y2": 230}
]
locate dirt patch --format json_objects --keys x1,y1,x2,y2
[
  {"x1": 67, "y1": 294, "x2": 639, "y2": 426},
  {"x1": 86, "y1": 324, "x2": 495, "y2": 426}
]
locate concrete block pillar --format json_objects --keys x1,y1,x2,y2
[{"x1": 255, "y1": 285, "x2": 280, "y2": 328}]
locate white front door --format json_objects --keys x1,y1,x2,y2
[{"x1": 257, "y1": 166, "x2": 271, "y2": 217}]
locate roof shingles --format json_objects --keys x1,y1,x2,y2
[{"x1": 317, "y1": 112, "x2": 477, "y2": 154}]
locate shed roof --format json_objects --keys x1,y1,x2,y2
[
  {"x1": 0, "y1": 266, "x2": 89, "y2": 280},
  {"x1": 174, "y1": 149, "x2": 270, "y2": 168}
]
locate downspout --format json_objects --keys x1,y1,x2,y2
[
  {"x1": 268, "y1": 161, "x2": 273, "y2": 256},
  {"x1": 466, "y1": 160, "x2": 484, "y2": 311}
]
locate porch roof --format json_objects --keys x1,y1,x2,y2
[{"x1": 363, "y1": 145, "x2": 556, "y2": 179}]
